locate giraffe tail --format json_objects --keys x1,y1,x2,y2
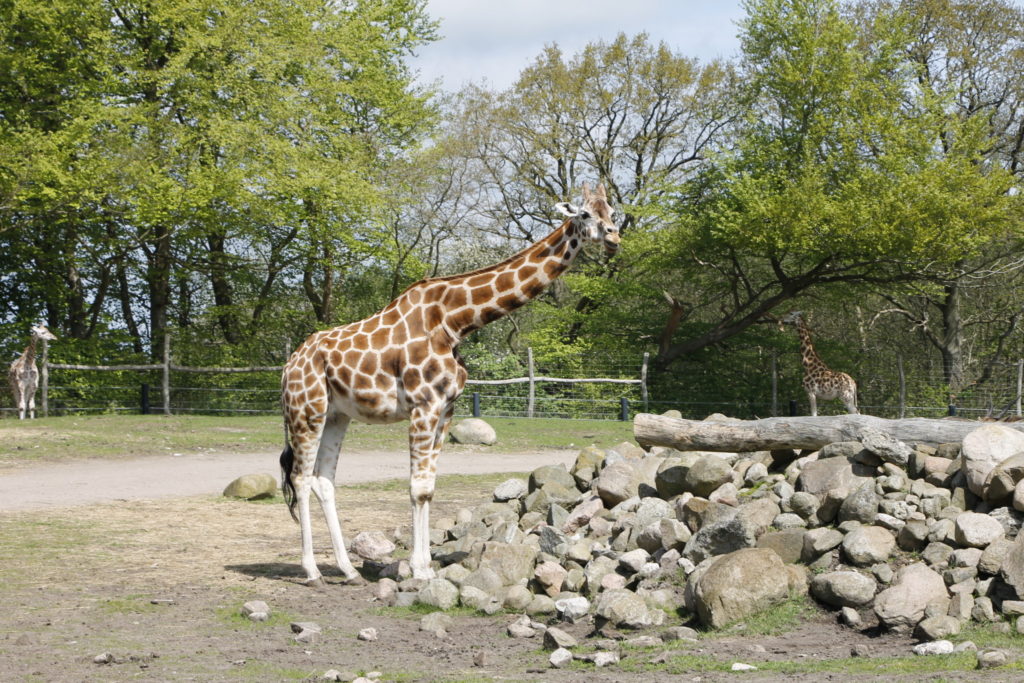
[{"x1": 279, "y1": 442, "x2": 299, "y2": 522}]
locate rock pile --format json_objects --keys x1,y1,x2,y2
[{"x1": 364, "y1": 417, "x2": 1024, "y2": 662}]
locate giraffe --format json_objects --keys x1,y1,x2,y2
[
  {"x1": 781, "y1": 311, "x2": 857, "y2": 416},
  {"x1": 8, "y1": 324, "x2": 57, "y2": 420},
  {"x1": 280, "y1": 183, "x2": 620, "y2": 584}
]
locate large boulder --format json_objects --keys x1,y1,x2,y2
[
  {"x1": 593, "y1": 589, "x2": 652, "y2": 629},
  {"x1": 594, "y1": 460, "x2": 640, "y2": 507},
  {"x1": 984, "y1": 453, "x2": 1024, "y2": 504},
  {"x1": 797, "y1": 456, "x2": 874, "y2": 498},
  {"x1": 842, "y1": 526, "x2": 896, "y2": 566},
  {"x1": 810, "y1": 571, "x2": 877, "y2": 607},
  {"x1": 873, "y1": 562, "x2": 949, "y2": 634},
  {"x1": 690, "y1": 548, "x2": 791, "y2": 629},
  {"x1": 450, "y1": 418, "x2": 497, "y2": 445},
  {"x1": 223, "y1": 473, "x2": 278, "y2": 499},
  {"x1": 350, "y1": 530, "x2": 396, "y2": 561},
  {"x1": 953, "y1": 512, "x2": 1006, "y2": 549},
  {"x1": 684, "y1": 456, "x2": 733, "y2": 498},
  {"x1": 474, "y1": 543, "x2": 537, "y2": 586},
  {"x1": 960, "y1": 424, "x2": 1024, "y2": 497}
]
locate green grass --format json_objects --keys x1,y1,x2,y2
[
  {"x1": 100, "y1": 595, "x2": 164, "y2": 615},
  {"x1": 0, "y1": 414, "x2": 634, "y2": 464},
  {"x1": 215, "y1": 604, "x2": 298, "y2": 630},
  {"x1": 703, "y1": 594, "x2": 817, "y2": 637}
]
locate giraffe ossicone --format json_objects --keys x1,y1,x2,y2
[
  {"x1": 279, "y1": 183, "x2": 620, "y2": 584},
  {"x1": 781, "y1": 311, "x2": 858, "y2": 417},
  {"x1": 8, "y1": 323, "x2": 57, "y2": 420}
]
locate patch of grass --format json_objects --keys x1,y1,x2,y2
[
  {"x1": 703, "y1": 593, "x2": 817, "y2": 637},
  {"x1": 951, "y1": 622, "x2": 1022, "y2": 649},
  {"x1": 0, "y1": 414, "x2": 634, "y2": 465},
  {"x1": 372, "y1": 603, "x2": 482, "y2": 619},
  {"x1": 227, "y1": 660, "x2": 317, "y2": 680},
  {"x1": 0, "y1": 517, "x2": 112, "y2": 587},
  {"x1": 214, "y1": 604, "x2": 297, "y2": 629},
  {"x1": 100, "y1": 595, "x2": 162, "y2": 615}
]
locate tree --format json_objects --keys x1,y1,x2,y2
[
  {"x1": 650, "y1": 0, "x2": 1016, "y2": 370},
  {"x1": 0, "y1": 0, "x2": 438, "y2": 359}
]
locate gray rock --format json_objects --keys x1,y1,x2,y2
[
  {"x1": 979, "y1": 538, "x2": 1014, "y2": 575},
  {"x1": 798, "y1": 456, "x2": 874, "y2": 498},
  {"x1": 897, "y1": 519, "x2": 930, "y2": 552},
  {"x1": 960, "y1": 425, "x2": 1024, "y2": 497},
  {"x1": 954, "y1": 512, "x2": 1006, "y2": 548},
  {"x1": 655, "y1": 456, "x2": 697, "y2": 499},
  {"x1": 529, "y1": 465, "x2": 575, "y2": 493},
  {"x1": 913, "y1": 640, "x2": 955, "y2": 656},
  {"x1": 594, "y1": 460, "x2": 639, "y2": 507},
  {"x1": 241, "y1": 600, "x2": 271, "y2": 620},
  {"x1": 757, "y1": 529, "x2": 806, "y2": 565},
  {"x1": 842, "y1": 526, "x2": 896, "y2": 566},
  {"x1": 562, "y1": 495, "x2": 604, "y2": 534},
  {"x1": 475, "y1": 542, "x2": 538, "y2": 585},
  {"x1": 860, "y1": 428, "x2": 913, "y2": 467},
  {"x1": 543, "y1": 626, "x2": 578, "y2": 650},
  {"x1": 839, "y1": 485, "x2": 880, "y2": 524},
  {"x1": 594, "y1": 588, "x2": 651, "y2": 628},
  {"x1": 685, "y1": 456, "x2": 733, "y2": 498},
  {"x1": 683, "y1": 516, "x2": 756, "y2": 563},
  {"x1": 549, "y1": 647, "x2": 574, "y2": 668},
  {"x1": 915, "y1": 615, "x2": 961, "y2": 640},
  {"x1": 873, "y1": 563, "x2": 949, "y2": 634},
  {"x1": 459, "y1": 585, "x2": 500, "y2": 612},
  {"x1": 533, "y1": 561, "x2": 568, "y2": 597},
  {"x1": 223, "y1": 473, "x2": 278, "y2": 499},
  {"x1": 802, "y1": 527, "x2": 844, "y2": 563},
  {"x1": 789, "y1": 491, "x2": 820, "y2": 520},
  {"x1": 417, "y1": 579, "x2": 459, "y2": 610},
  {"x1": 984, "y1": 453, "x2": 1024, "y2": 504},
  {"x1": 351, "y1": 531, "x2": 396, "y2": 562},
  {"x1": 921, "y1": 542, "x2": 955, "y2": 569},
  {"x1": 690, "y1": 548, "x2": 790, "y2": 630},
  {"x1": 507, "y1": 614, "x2": 538, "y2": 638},
  {"x1": 493, "y1": 478, "x2": 528, "y2": 502},
  {"x1": 810, "y1": 571, "x2": 877, "y2": 607},
  {"x1": 292, "y1": 621, "x2": 323, "y2": 644},
  {"x1": 555, "y1": 596, "x2": 591, "y2": 623},
  {"x1": 449, "y1": 418, "x2": 497, "y2": 445},
  {"x1": 977, "y1": 648, "x2": 1013, "y2": 669}
]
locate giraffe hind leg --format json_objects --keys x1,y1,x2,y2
[
  {"x1": 284, "y1": 405, "x2": 328, "y2": 585},
  {"x1": 310, "y1": 411, "x2": 362, "y2": 583}
]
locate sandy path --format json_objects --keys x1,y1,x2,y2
[{"x1": 0, "y1": 448, "x2": 575, "y2": 512}]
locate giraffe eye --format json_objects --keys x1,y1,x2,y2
[{"x1": 578, "y1": 210, "x2": 591, "y2": 219}]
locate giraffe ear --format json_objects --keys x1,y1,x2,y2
[{"x1": 554, "y1": 202, "x2": 580, "y2": 218}]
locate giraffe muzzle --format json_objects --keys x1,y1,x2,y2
[{"x1": 604, "y1": 232, "x2": 620, "y2": 254}]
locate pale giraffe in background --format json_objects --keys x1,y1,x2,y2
[
  {"x1": 782, "y1": 311, "x2": 858, "y2": 416},
  {"x1": 279, "y1": 183, "x2": 621, "y2": 584},
  {"x1": 8, "y1": 324, "x2": 57, "y2": 420}
]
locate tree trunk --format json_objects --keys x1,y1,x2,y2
[
  {"x1": 206, "y1": 231, "x2": 241, "y2": 343},
  {"x1": 633, "y1": 413, "x2": 1023, "y2": 451},
  {"x1": 147, "y1": 223, "x2": 172, "y2": 361}
]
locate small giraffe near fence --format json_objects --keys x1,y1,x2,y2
[
  {"x1": 781, "y1": 311, "x2": 858, "y2": 416},
  {"x1": 279, "y1": 182, "x2": 621, "y2": 584},
  {"x1": 8, "y1": 324, "x2": 57, "y2": 420}
]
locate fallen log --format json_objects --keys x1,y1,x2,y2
[{"x1": 633, "y1": 413, "x2": 1024, "y2": 452}]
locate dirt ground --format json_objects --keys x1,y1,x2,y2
[{"x1": 0, "y1": 449, "x2": 1017, "y2": 681}]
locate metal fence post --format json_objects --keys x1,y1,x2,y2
[
  {"x1": 948, "y1": 404, "x2": 958, "y2": 417},
  {"x1": 527, "y1": 347, "x2": 535, "y2": 418},
  {"x1": 619, "y1": 397, "x2": 629, "y2": 421},
  {"x1": 141, "y1": 384, "x2": 150, "y2": 415},
  {"x1": 789, "y1": 399, "x2": 798, "y2": 416},
  {"x1": 40, "y1": 339, "x2": 49, "y2": 417},
  {"x1": 472, "y1": 392, "x2": 480, "y2": 417},
  {"x1": 770, "y1": 352, "x2": 778, "y2": 417},
  {"x1": 1017, "y1": 359, "x2": 1022, "y2": 417},
  {"x1": 162, "y1": 333, "x2": 171, "y2": 416}
]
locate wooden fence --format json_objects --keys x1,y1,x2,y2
[{"x1": 37, "y1": 338, "x2": 650, "y2": 420}]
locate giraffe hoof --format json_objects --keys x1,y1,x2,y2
[
  {"x1": 340, "y1": 573, "x2": 366, "y2": 586},
  {"x1": 305, "y1": 576, "x2": 326, "y2": 589}
]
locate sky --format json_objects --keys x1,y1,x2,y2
[{"x1": 411, "y1": 0, "x2": 748, "y2": 92}]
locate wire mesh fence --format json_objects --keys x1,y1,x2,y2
[{"x1": 8, "y1": 342, "x2": 1024, "y2": 422}]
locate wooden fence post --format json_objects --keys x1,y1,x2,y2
[
  {"x1": 770, "y1": 352, "x2": 778, "y2": 417},
  {"x1": 641, "y1": 352, "x2": 649, "y2": 414},
  {"x1": 897, "y1": 353, "x2": 906, "y2": 419},
  {"x1": 527, "y1": 347, "x2": 535, "y2": 418},
  {"x1": 162, "y1": 333, "x2": 171, "y2": 416},
  {"x1": 40, "y1": 339, "x2": 49, "y2": 417},
  {"x1": 1017, "y1": 359, "x2": 1023, "y2": 418}
]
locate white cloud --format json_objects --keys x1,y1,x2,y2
[{"x1": 412, "y1": 0, "x2": 746, "y2": 91}]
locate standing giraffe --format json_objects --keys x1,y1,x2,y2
[
  {"x1": 8, "y1": 324, "x2": 57, "y2": 420},
  {"x1": 280, "y1": 183, "x2": 620, "y2": 584},
  {"x1": 781, "y1": 311, "x2": 857, "y2": 416}
]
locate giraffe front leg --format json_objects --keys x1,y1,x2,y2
[
  {"x1": 310, "y1": 413, "x2": 363, "y2": 584},
  {"x1": 294, "y1": 473, "x2": 323, "y2": 585},
  {"x1": 808, "y1": 392, "x2": 818, "y2": 417},
  {"x1": 408, "y1": 405, "x2": 447, "y2": 580}
]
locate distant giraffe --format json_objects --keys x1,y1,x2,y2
[
  {"x1": 280, "y1": 183, "x2": 620, "y2": 584},
  {"x1": 8, "y1": 324, "x2": 57, "y2": 420},
  {"x1": 781, "y1": 311, "x2": 857, "y2": 416}
]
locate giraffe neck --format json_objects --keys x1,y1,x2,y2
[
  {"x1": 20, "y1": 339, "x2": 38, "y2": 367},
  {"x1": 796, "y1": 323, "x2": 828, "y2": 373},
  {"x1": 442, "y1": 220, "x2": 584, "y2": 339}
]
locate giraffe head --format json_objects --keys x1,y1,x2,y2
[
  {"x1": 31, "y1": 324, "x2": 57, "y2": 342},
  {"x1": 554, "y1": 182, "x2": 620, "y2": 255},
  {"x1": 780, "y1": 310, "x2": 804, "y2": 327}
]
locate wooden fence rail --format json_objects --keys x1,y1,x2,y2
[{"x1": 39, "y1": 335, "x2": 649, "y2": 419}]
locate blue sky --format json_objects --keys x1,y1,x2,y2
[{"x1": 411, "y1": 0, "x2": 748, "y2": 91}]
